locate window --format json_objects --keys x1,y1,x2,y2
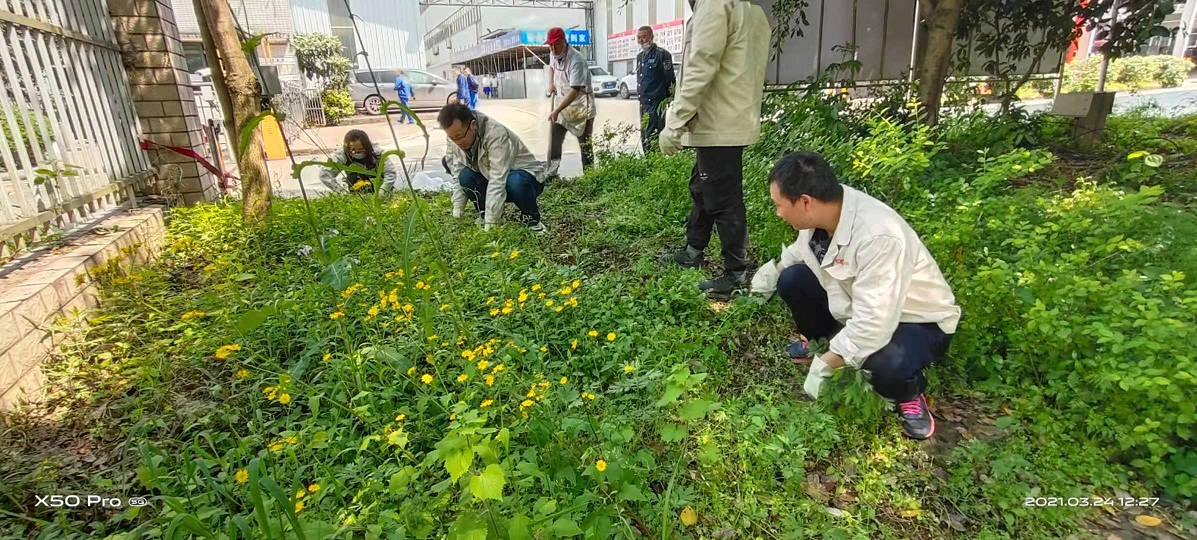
[
  {"x1": 356, "y1": 71, "x2": 380, "y2": 84},
  {"x1": 589, "y1": 66, "x2": 609, "y2": 76},
  {"x1": 408, "y1": 71, "x2": 432, "y2": 84}
]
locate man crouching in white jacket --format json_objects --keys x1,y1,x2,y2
[
  {"x1": 439, "y1": 103, "x2": 548, "y2": 233},
  {"x1": 751, "y1": 151, "x2": 962, "y2": 440}
]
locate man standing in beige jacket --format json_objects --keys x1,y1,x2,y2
[{"x1": 659, "y1": 0, "x2": 770, "y2": 300}]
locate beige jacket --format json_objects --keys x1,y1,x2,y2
[
  {"x1": 443, "y1": 112, "x2": 545, "y2": 226},
  {"x1": 776, "y1": 186, "x2": 962, "y2": 369},
  {"x1": 665, "y1": 0, "x2": 771, "y2": 147}
]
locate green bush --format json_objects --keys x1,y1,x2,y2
[
  {"x1": 320, "y1": 88, "x2": 355, "y2": 123},
  {"x1": 1147, "y1": 55, "x2": 1193, "y2": 87},
  {"x1": 0, "y1": 108, "x2": 55, "y2": 169},
  {"x1": 1065, "y1": 54, "x2": 1193, "y2": 92}
]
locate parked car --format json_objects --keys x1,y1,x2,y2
[
  {"x1": 348, "y1": 69, "x2": 455, "y2": 115},
  {"x1": 618, "y1": 70, "x2": 638, "y2": 99},
  {"x1": 589, "y1": 65, "x2": 619, "y2": 97},
  {"x1": 618, "y1": 62, "x2": 683, "y2": 100}
]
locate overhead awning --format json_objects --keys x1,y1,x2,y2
[{"x1": 450, "y1": 29, "x2": 592, "y2": 73}]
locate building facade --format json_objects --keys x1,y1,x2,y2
[
  {"x1": 594, "y1": 0, "x2": 691, "y2": 78},
  {"x1": 170, "y1": 0, "x2": 425, "y2": 78}
]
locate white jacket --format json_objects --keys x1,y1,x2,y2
[
  {"x1": 666, "y1": 0, "x2": 771, "y2": 147},
  {"x1": 443, "y1": 112, "x2": 545, "y2": 226},
  {"x1": 772, "y1": 186, "x2": 961, "y2": 369}
]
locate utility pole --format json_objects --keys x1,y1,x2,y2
[{"x1": 196, "y1": 0, "x2": 272, "y2": 223}]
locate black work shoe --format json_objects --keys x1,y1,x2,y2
[
  {"x1": 661, "y1": 246, "x2": 705, "y2": 269},
  {"x1": 897, "y1": 394, "x2": 936, "y2": 440},
  {"x1": 699, "y1": 273, "x2": 748, "y2": 300}
]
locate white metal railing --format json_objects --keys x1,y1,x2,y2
[{"x1": 0, "y1": 0, "x2": 148, "y2": 258}]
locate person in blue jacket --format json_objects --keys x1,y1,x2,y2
[
  {"x1": 464, "y1": 67, "x2": 480, "y2": 109},
  {"x1": 454, "y1": 66, "x2": 472, "y2": 109},
  {"x1": 393, "y1": 69, "x2": 415, "y2": 124}
]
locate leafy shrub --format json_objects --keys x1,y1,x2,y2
[
  {"x1": 1146, "y1": 55, "x2": 1193, "y2": 87},
  {"x1": 0, "y1": 107, "x2": 55, "y2": 169},
  {"x1": 1065, "y1": 54, "x2": 1192, "y2": 92},
  {"x1": 293, "y1": 33, "x2": 352, "y2": 89},
  {"x1": 320, "y1": 88, "x2": 355, "y2": 123}
]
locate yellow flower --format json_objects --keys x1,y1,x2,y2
[
  {"x1": 540, "y1": 346, "x2": 548, "y2": 353},
  {"x1": 571, "y1": 339, "x2": 578, "y2": 350},
  {"x1": 607, "y1": 332, "x2": 616, "y2": 342},
  {"x1": 565, "y1": 297, "x2": 579, "y2": 308},
  {"x1": 269, "y1": 442, "x2": 284, "y2": 452},
  {"x1": 440, "y1": 303, "x2": 451, "y2": 311},
  {"x1": 214, "y1": 344, "x2": 241, "y2": 359},
  {"x1": 295, "y1": 489, "x2": 306, "y2": 499},
  {"x1": 582, "y1": 392, "x2": 596, "y2": 401},
  {"x1": 329, "y1": 311, "x2": 344, "y2": 320},
  {"x1": 428, "y1": 334, "x2": 440, "y2": 341},
  {"x1": 485, "y1": 375, "x2": 496, "y2": 386},
  {"x1": 307, "y1": 483, "x2": 320, "y2": 493},
  {"x1": 416, "y1": 281, "x2": 426, "y2": 289},
  {"x1": 294, "y1": 500, "x2": 305, "y2": 513},
  {"x1": 501, "y1": 306, "x2": 513, "y2": 315},
  {"x1": 421, "y1": 374, "x2": 434, "y2": 385},
  {"x1": 322, "y1": 353, "x2": 332, "y2": 362},
  {"x1": 532, "y1": 284, "x2": 542, "y2": 291},
  {"x1": 492, "y1": 363, "x2": 505, "y2": 373},
  {"x1": 491, "y1": 251, "x2": 500, "y2": 258},
  {"x1": 520, "y1": 399, "x2": 534, "y2": 409},
  {"x1": 278, "y1": 393, "x2": 291, "y2": 405},
  {"x1": 487, "y1": 296, "x2": 496, "y2": 304},
  {"x1": 407, "y1": 366, "x2": 416, "y2": 376},
  {"x1": 588, "y1": 330, "x2": 598, "y2": 338},
  {"x1": 560, "y1": 286, "x2": 573, "y2": 295},
  {"x1": 235, "y1": 469, "x2": 248, "y2": 484},
  {"x1": 456, "y1": 374, "x2": 469, "y2": 383},
  {"x1": 180, "y1": 310, "x2": 205, "y2": 322},
  {"x1": 555, "y1": 306, "x2": 564, "y2": 313},
  {"x1": 596, "y1": 459, "x2": 607, "y2": 472},
  {"x1": 449, "y1": 413, "x2": 457, "y2": 421},
  {"x1": 395, "y1": 414, "x2": 406, "y2": 422},
  {"x1": 538, "y1": 292, "x2": 547, "y2": 299},
  {"x1": 545, "y1": 299, "x2": 555, "y2": 307},
  {"x1": 623, "y1": 365, "x2": 635, "y2": 373},
  {"x1": 560, "y1": 376, "x2": 568, "y2": 384},
  {"x1": 509, "y1": 250, "x2": 520, "y2": 259},
  {"x1": 572, "y1": 279, "x2": 581, "y2": 289},
  {"x1": 474, "y1": 359, "x2": 489, "y2": 371},
  {"x1": 481, "y1": 399, "x2": 494, "y2": 408},
  {"x1": 235, "y1": 369, "x2": 249, "y2": 379},
  {"x1": 351, "y1": 179, "x2": 372, "y2": 191},
  {"x1": 518, "y1": 291, "x2": 529, "y2": 303},
  {"x1": 490, "y1": 308, "x2": 500, "y2": 316}
]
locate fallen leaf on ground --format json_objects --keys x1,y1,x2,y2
[
  {"x1": 680, "y1": 507, "x2": 698, "y2": 526},
  {"x1": 1135, "y1": 515, "x2": 1162, "y2": 527}
]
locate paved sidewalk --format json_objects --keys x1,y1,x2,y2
[{"x1": 270, "y1": 97, "x2": 642, "y2": 197}]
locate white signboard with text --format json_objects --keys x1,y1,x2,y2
[{"x1": 606, "y1": 19, "x2": 684, "y2": 62}]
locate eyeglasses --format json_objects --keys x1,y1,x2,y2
[{"x1": 447, "y1": 120, "x2": 476, "y2": 145}]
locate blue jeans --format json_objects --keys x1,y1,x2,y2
[
  {"x1": 468, "y1": 93, "x2": 478, "y2": 109},
  {"x1": 398, "y1": 97, "x2": 411, "y2": 123},
  {"x1": 776, "y1": 263, "x2": 952, "y2": 402},
  {"x1": 458, "y1": 168, "x2": 543, "y2": 223}
]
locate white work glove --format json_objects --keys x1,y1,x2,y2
[
  {"x1": 451, "y1": 199, "x2": 464, "y2": 218},
  {"x1": 658, "y1": 127, "x2": 682, "y2": 156},
  {"x1": 750, "y1": 255, "x2": 784, "y2": 300},
  {"x1": 483, "y1": 222, "x2": 492, "y2": 231},
  {"x1": 803, "y1": 355, "x2": 836, "y2": 400}
]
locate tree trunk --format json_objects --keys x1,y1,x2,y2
[
  {"x1": 192, "y1": 0, "x2": 234, "y2": 192},
  {"x1": 196, "y1": 0, "x2": 271, "y2": 223},
  {"x1": 915, "y1": 0, "x2": 965, "y2": 126}
]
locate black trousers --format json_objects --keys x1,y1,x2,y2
[
  {"x1": 640, "y1": 98, "x2": 665, "y2": 153},
  {"x1": 549, "y1": 119, "x2": 595, "y2": 172},
  {"x1": 686, "y1": 146, "x2": 749, "y2": 273},
  {"x1": 776, "y1": 263, "x2": 952, "y2": 402}
]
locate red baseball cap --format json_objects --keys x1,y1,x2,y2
[{"x1": 546, "y1": 27, "x2": 566, "y2": 45}]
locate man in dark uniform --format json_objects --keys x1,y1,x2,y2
[{"x1": 635, "y1": 26, "x2": 674, "y2": 153}]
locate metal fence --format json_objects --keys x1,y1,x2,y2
[
  {"x1": 276, "y1": 79, "x2": 326, "y2": 136},
  {"x1": 0, "y1": 0, "x2": 146, "y2": 257}
]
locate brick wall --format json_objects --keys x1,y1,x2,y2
[{"x1": 109, "y1": 0, "x2": 220, "y2": 205}]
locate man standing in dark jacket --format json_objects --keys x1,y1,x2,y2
[{"x1": 636, "y1": 26, "x2": 674, "y2": 153}]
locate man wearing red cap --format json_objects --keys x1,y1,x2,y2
[{"x1": 545, "y1": 27, "x2": 596, "y2": 178}]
